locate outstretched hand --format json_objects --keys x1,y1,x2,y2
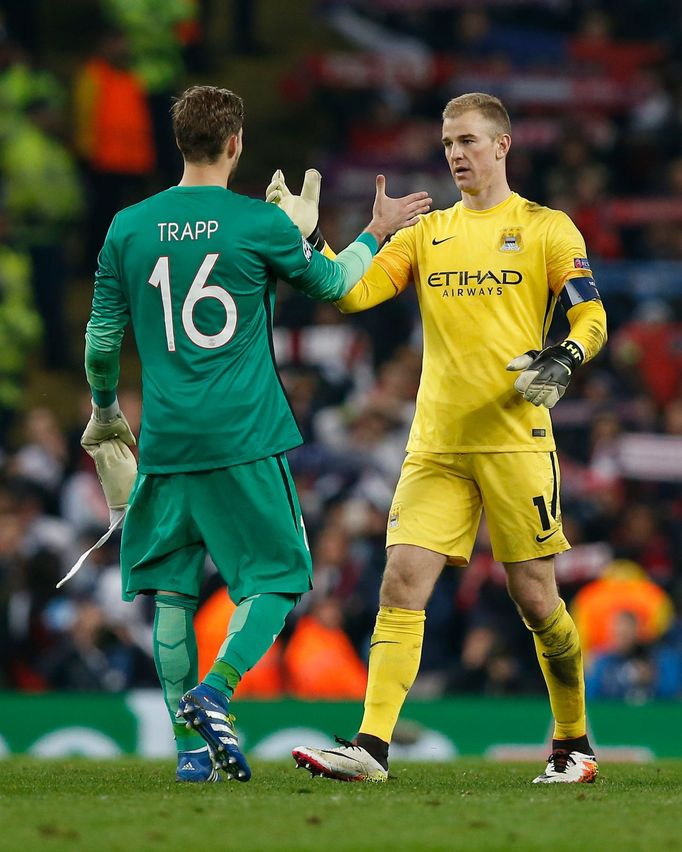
[
  {"x1": 265, "y1": 168, "x2": 321, "y2": 239},
  {"x1": 367, "y1": 175, "x2": 432, "y2": 245}
]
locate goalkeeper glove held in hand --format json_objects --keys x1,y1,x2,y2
[
  {"x1": 265, "y1": 168, "x2": 325, "y2": 249},
  {"x1": 506, "y1": 339, "x2": 584, "y2": 409},
  {"x1": 81, "y1": 399, "x2": 137, "y2": 524},
  {"x1": 81, "y1": 399, "x2": 136, "y2": 450},
  {"x1": 85, "y1": 438, "x2": 138, "y2": 522}
]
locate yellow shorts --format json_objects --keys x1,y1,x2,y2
[{"x1": 386, "y1": 451, "x2": 570, "y2": 565}]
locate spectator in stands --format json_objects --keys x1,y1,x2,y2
[
  {"x1": 448, "y1": 624, "x2": 527, "y2": 696},
  {"x1": 8, "y1": 406, "x2": 68, "y2": 497},
  {"x1": 274, "y1": 300, "x2": 372, "y2": 409},
  {"x1": 571, "y1": 166, "x2": 623, "y2": 259},
  {"x1": 74, "y1": 28, "x2": 155, "y2": 267},
  {"x1": 284, "y1": 595, "x2": 367, "y2": 699},
  {"x1": 612, "y1": 300, "x2": 682, "y2": 407},
  {"x1": 346, "y1": 89, "x2": 434, "y2": 167},
  {"x1": 317, "y1": 401, "x2": 407, "y2": 485},
  {"x1": 1, "y1": 97, "x2": 83, "y2": 367},
  {"x1": 451, "y1": 7, "x2": 564, "y2": 68},
  {"x1": 569, "y1": 8, "x2": 664, "y2": 77},
  {"x1": 39, "y1": 600, "x2": 150, "y2": 691},
  {"x1": 0, "y1": 479, "x2": 72, "y2": 688},
  {"x1": 611, "y1": 504, "x2": 674, "y2": 587},
  {"x1": 0, "y1": 217, "x2": 41, "y2": 443},
  {"x1": 0, "y1": 477, "x2": 77, "y2": 575},
  {"x1": 572, "y1": 559, "x2": 675, "y2": 661},
  {"x1": 586, "y1": 610, "x2": 682, "y2": 700},
  {"x1": 104, "y1": 0, "x2": 195, "y2": 183},
  {"x1": 308, "y1": 522, "x2": 358, "y2": 604},
  {"x1": 0, "y1": 37, "x2": 63, "y2": 143},
  {"x1": 587, "y1": 410, "x2": 622, "y2": 482}
]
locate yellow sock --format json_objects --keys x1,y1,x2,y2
[
  {"x1": 358, "y1": 605, "x2": 425, "y2": 744},
  {"x1": 525, "y1": 599, "x2": 586, "y2": 739}
]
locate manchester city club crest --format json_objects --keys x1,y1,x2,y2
[{"x1": 498, "y1": 228, "x2": 523, "y2": 252}]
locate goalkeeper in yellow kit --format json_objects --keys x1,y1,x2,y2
[{"x1": 270, "y1": 93, "x2": 607, "y2": 784}]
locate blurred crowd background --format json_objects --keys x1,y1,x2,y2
[{"x1": 0, "y1": 0, "x2": 681, "y2": 704}]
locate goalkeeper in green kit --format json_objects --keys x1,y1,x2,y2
[{"x1": 80, "y1": 85, "x2": 431, "y2": 782}]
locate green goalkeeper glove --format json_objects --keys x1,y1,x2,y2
[
  {"x1": 506, "y1": 339, "x2": 584, "y2": 409},
  {"x1": 265, "y1": 168, "x2": 325, "y2": 250}
]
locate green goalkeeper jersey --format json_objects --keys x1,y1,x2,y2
[{"x1": 85, "y1": 185, "x2": 374, "y2": 473}]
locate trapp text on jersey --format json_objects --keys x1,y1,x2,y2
[{"x1": 158, "y1": 220, "x2": 219, "y2": 241}]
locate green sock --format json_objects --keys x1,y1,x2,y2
[
  {"x1": 203, "y1": 592, "x2": 298, "y2": 697},
  {"x1": 153, "y1": 594, "x2": 205, "y2": 753}
]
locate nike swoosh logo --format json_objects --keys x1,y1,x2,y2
[
  {"x1": 431, "y1": 236, "x2": 456, "y2": 245},
  {"x1": 321, "y1": 750, "x2": 361, "y2": 762},
  {"x1": 535, "y1": 529, "x2": 559, "y2": 543},
  {"x1": 369, "y1": 640, "x2": 400, "y2": 649}
]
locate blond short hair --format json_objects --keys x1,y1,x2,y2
[{"x1": 442, "y1": 93, "x2": 511, "y2": 137}]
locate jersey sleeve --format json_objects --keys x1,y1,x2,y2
[
  {"x1": 566, "y1": 300, "x2": 608, "y2": 363},
  {"x1": 546, "y1": 211, "x2": 600, "y2": 301},
  {"x1": 544, "y1": 211, "x2": 607, "y2": 362},
  {"x1": 336, "y1": 222, "x2": 416, "y2": 312},
  {"x1": 85, "y1": 215, "x2": 130, "y2": 396}
]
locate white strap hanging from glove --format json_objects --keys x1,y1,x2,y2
[
  {"x1": 56, "y1": 435, "x2": 138, "y2": 588},
  {"x1": 56, "y1": 510, "x2": 126, "y2": 589}
]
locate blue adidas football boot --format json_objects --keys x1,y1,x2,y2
[
  {"x1": 177, "y1": 683, "x2": 251, "y2": 782},
  {"x1": 175, "y1": 746, "x2": 222, "y2": 782}
]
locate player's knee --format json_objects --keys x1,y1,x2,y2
[
  {"x1": 379, "y1": 562, "x2": 426, "y2": 609},
  {"x1": 505, "y1": 558, "x2": 558, "y2": 624},
  {"x1": 510, "y1": 588, "x2": 557, "y2": 626},
  {"x1": 379, "y1": 545, "x2": 444, "y2": 609},
  {"x1": 379, "y1": 571, "x2": 414, "y2": 608}
]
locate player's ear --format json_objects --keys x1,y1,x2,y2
[
  {"x1": 496, "y1": 133, "x2": 511, "y2": 160},
  {"x1": 227, "y1": 130, "x2": 242, "y2": 158}
]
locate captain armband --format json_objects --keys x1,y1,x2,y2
[{"x1": 559, "y1": 277, "x2": 601, "y2": 312}]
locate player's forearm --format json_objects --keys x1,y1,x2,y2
[
  {"x1": 85, "y1": 341, "x2": 119, "y2": 405},
  {"x1": 84, "y1": 271, "x2": 129, "y2": 403},
  {"x1": 336, "y1": 260, "x2": 401, "y2": 314},
  {"x1": 297, "y1": 233, "x2": 378, "y2": 301},
  {"x1": 333, "y1": 233, "x2": 378, "y2": 296},
  {"x1": 566, "y1": 300, "x2": 608, "y2": 363}
]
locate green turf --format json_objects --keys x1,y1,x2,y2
[{"x1": 1, "y1": 759, "x2": 680, "y2": 851}]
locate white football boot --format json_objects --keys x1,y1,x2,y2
[
  {"x1": 532, "y1": 750, "x2": 599, "y2": 783},
  {"x1": 292, "y1": 738, "x2": 388, "y2": 782}
]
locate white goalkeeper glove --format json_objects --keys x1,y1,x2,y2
[
  {"x1": 85, "y1": 437, "x2": 138, "y2": 523},
  {"x1": 81, "y1": 399, "x2": 136, "y2": 450},
  {"x1": 506, "y1": 339, "x2": 584, "y2": 409},
  {"x1": 81, "y1": 399, "x2": 137, "y2": 523},
  {"x1": 266, "y1": 168, "x2": 325, "y2": 249}
]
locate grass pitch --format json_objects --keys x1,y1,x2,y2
[{"x1": 1, "y1": 759, "x2": 680, "y2": 852}]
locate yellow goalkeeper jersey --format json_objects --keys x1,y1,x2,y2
[{"x1": 338, "y1": 192, "x2": 597, "y2": 453}]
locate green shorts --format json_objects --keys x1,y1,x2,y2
[{"x1": 120, "y1": 454, "x2": 312, "y2": 603}]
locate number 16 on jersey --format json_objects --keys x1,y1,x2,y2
[{"x1": 149, "y1": 253, "x2": 238, "y2": 351}]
